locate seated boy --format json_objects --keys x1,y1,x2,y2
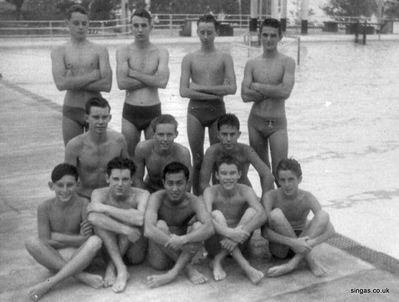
[
  {"x1": 144, "y1": 162, "x2": 213, "y2": 288},
  {"x1": 261, "y1": 158, "x2": 335, "y2": 277},
  {"x1": 25, "y1": 164, "x2": 103, "y2": 302},
  {"x1": 203, "y1": 155, "x2": 266, "y2": 284},
  {"x1": 88, "y1": 157, "x2": 149, "y2": 293},
  {"x1": 199, "y1": 113, "x2": 274, "y2": 195}
]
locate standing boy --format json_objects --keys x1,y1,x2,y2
[
  {"x1": 203, "y1": 156, "x2": 266, "y2": 284},
  {"x1": 180, "y1": 14, "x2": 237, "y2": 195},
  {"x1": 144, "y1": 162, "x2": 213, "y2": 288},
  {"x1": 51, "y1": 4, "x2": 112, "y2": 145},
  {"x1": 262, "y1": 158, "x2": 335, "y2": 277},
  {"x1": 134, "y1": 114, "x2": 192, "y2": 192},
  {"x1": 200, "y1": 113, "x2": 274, "y2": 195},
  {"x1": 25, "y1": 164, "x2": 103, "y2": 301},
  {"x1": 241, "y1": 18, "x2": 295, "y2": 181},
  {"x1": 65, "y1": 97, "x2": 129, "y2": 200},
  {"x1": 116, "y1": 8, "x2": 170, "y2": 158},
  {"x1": 88, "y1": 157, "x2": 149, "y2": 293}
]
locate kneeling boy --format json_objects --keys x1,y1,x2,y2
[
  {"x1": 144, "y1": 162, "x2": 213, "y2": 288},
  {"x1": 203, "y1": 155, "x2": 266, "y2": 284},
  {"x1": 25, "y1": 164, "x2": 103, "y2": 302},
  {"x1": 262, "y1": 158, "x2": 335, "y2": 277}
]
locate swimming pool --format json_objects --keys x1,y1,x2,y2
[{"x1": 1, "y1": 39, "x2": 399, "y2": 258}]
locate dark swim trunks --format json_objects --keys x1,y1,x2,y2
[
  {"x1": 122, "y1": 103, "x2": 162, "y2": 131},
  {"x1": 188, "y1": 99, "x2": 226, "y2": 128},
  {"x1": 63, "y1": 105, "x2": 88, "y2": 130},
  {"x1": 248, "y1": 111, "x2": 287, "y2": 139}
]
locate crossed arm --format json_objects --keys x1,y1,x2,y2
[
  {"x1": 51, "y1": 46, "x2": 112, "y2": 92},
  {"x1": 241, "y1": 57, "x2": 295, "y2": 103},
  {"x1": 179, "y1": 54, "x2": 237, "y2": 100},
  {"x1": 37, "y1": 201, "x2": 91, "y2": 249},
  {"x1": 116, "y1": 46, "x2": 169, "y2": 90}
]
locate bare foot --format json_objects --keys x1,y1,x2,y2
[
  {"x1": 307, "y1": 256, "x2": 327, "y2": 277},
  {"x1": 146, "y1": 271, "x2": 177, "y2": 288},
  {"x1": 243, "y1": 265, "x2": 264, "y2": 284},
  {"x1": 28, "y1": 280, "x2": 53, "y2": 301},
  {"x1": 104, "y1": 263, "x2": 116, "y2": 288},
  {"x1": 210, "y1": 260, "x2": 226, "y2": 281},
  {"x1": 112, "y1": 268, "x2": 129, "y2": 293},
  {"x1": 186, "y1": 265, "x2": 208, "y2": 285},
  {"x1": 267, "y1": 261, "x2": 296, "y2": 277},
  {"x1": 77, "y1": 272, "x2": 104, "y2": 288}
]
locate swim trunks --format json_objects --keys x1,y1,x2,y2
[
  {"x1": 248, "y1": 111, "x2": 287, "y2": 139},
  {"x1": 122, "y1": 103, "x2": 162, "y2": 131},
  {"x1": 188, "y1": 99, "x2": 226, "y2": 128},
  {"x1": 63, "y1": 105, "x2": 88, "y2": 130}
]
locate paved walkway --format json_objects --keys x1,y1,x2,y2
[{"x1": 1, "y1": 80, "x2": 399, "y2": 301}]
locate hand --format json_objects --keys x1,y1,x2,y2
[
  {"x1": 128, "y1": 68, "x2": 138, "y2": 78},
  {"x1": 80, "y1": 220, "x2": 93, "y2": 237},
  {"x1": 291, "y1": 236, "x2": 312, "y2": 254},
  {"x1": 125, "y1": 227, "x2": 141, "y2": 243},
  {"x1": 228, "y1": 226, "x2": 250, "y2": 243},
  {"x1": 221, "y1": 238, "x2": 238, "y2": 253},
  {"x1": 165, "y1": 234, "x2": 187, "y2": 251},
  {"x1": 89, "y1": 69, "x2": 101, "y2": 81},
  {"x1": 87, "y1": 202, "x2": 106, "y2": 214}
]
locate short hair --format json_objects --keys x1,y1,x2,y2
[
  {"x1": 217, "y1": 113, "x2": 240, "y2": 131},
  {"x1": 260, "y1": 18, "x2": 282, "y2": 37},
  {"x1": 85, "y1": 96, "x2": 111, "y2": 115},
  {"x1": 106, "y1": 157, "x2": 136, "y2": 177},
  {"x1": 162, "y1": 162, "x2": 190, "y2": 181},
  {"x1": 276, "y1": 158, "x2": 302, "y2": 179},
  {"x1": 215, "y1": 155, "x2": 242, "y2": 172},
  {"x1": 131, "y1": 8, "x2": 152, "y2": 23},
  {"x1": 51, "y1": 163, "x2": 78, "y2": 183},
  {"x1": 197, "y1": 14, "x2": 219, "y2": 30},
  {"x1": 152, "y1": 114, "x2": 178, "y2": 132},
  {"x1": 66, "y1": 4, "x2": 88, "y2": 20}
]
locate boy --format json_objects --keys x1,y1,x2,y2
[
  {"x1": 199, "y1": 113, "x2": 274, "y2": 195},
  {"x1": 88, "y1": 157, "x2": 149, "y2": 293},
  {"x1": 65, "y1": 96, "x2": 129, "y2": 200},
  {"x1": 262, "y1": 158, "x2": 335, "y2": 277},
  {"x1": 51, "y1": 4, "x2": 112, "y2": 145},
  {"x1": 116, "y1": 8, "x2": 170, "y2": 158},
  {"x1": 180, "y1": 14, "x2": 237, "y2": 195},
  {"x1": 203, "y1": 155, "x2": 266, "y2": 284},
  {"x1": 144, "y1": 162, "x2": 213, "y2": 288},
  {"x1": 241, "y1": 18, "x2": 295, "y2": 181},
  {"x1": 25, "y1": 164, "x2": 103, "y2": 301},
  {"x1": 134, "y1": 114, "x2": 192, "y2": 192}
]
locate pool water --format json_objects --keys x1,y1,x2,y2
[{"x1": 1, "y1": 39, "x2": 399, "y2": 258}]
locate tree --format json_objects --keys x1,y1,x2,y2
[
  {"x1": 384, "y1": 0, "x2": 399, "y2": 18},
  {"x1": 322, "y1": 0, "x2": 377, "y2": 17},
  {"x1": 5, "y1": 0, "x2": 24, "y2": 20}
]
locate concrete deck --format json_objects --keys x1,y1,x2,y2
[{"x1": 1, "y1": 80, "x2": 399, "y2": 301}]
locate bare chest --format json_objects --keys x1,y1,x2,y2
[
  {"x1": 64, "y1": 47, "x2": 99, "y2": 72},
  {"x1": 49, "y1": 206, "x2": 82, "y2": 234},
  {"x1": 78, "y1": 142, "x2": 123, "y2": 172},
  {"x1": 128, "y1": 50, "x2": 159, "y2": 74},
  {"x1": 252, "y1": 60, "x2": 285, "y2": 84}
]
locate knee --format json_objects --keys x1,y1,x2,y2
[
  {"x1": 25, "y1": 237, "x2": 41, "y2": 254},
  {"x1": 211, "y1": 210, "x2": 225, "y2": 221},
  {"x1": 244, "y1": 207, "x2": 257, "y2": 218},
  {"x1": 86, "y1": 235, "x2": 102, "y2": 252},
  {"x1": 315, "y1": 210, "x2": 329, "y2": 223},
  {"x1": 87, "y1": 212, "x2": 100, "y2": 225},
  {"x1": 156, "y1": 220, "x2": 169, "y2": 232},
  {"x1": 269, "y1": 208, "x2": 286, "y2": 226}
]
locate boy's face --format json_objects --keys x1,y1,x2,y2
[
  {"x1": 67, "y1": 12, "x2": 89, "y2": 40},
  {"x1": 86, "y1": 106, "x2": 111, "y2": 134},
  {"x1": 107, "y1": 168, "x2": 132, "y2": 197},
  {"x1": 260, "y1": 26, "x2": 281, "y2": 51},
  {"x1": 154, "y1": 123, "x2": 177, "y2": 150},
  {"x1": 197, "y1": 22, "x2": 217, "y2": 45},
  {"x1": 277, "y1": 169, "x2": 301, "y2": 197},
  {"x1": 163, "y1": 171, "x2": 187, "y2": 203},
  {"x1": 131, "y1": 16, "x2": 152, "y2": 41},
  {"x1": 49, "y1": 175, "x2": 77, "y2": 203},
  {"x1": 218, "y1": 125, "x2": 240, "y2": 149},
  {"x1": 216, "y1": 163, "x2": 241, "y2": 190}
]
